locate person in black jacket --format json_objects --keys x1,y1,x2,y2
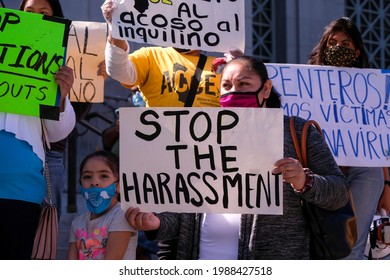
[{"x1": 125, "y1": 56, "x2": 349, "y2": 259}]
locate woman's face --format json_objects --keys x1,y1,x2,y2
[
  {"x1": 23, "y1": 0, "x2": 53, "y2": 16},
  {"x1": 221, "y1": 61, "x2": 262, "y2": 95},
  {"x1": 327, "y1": 31, "x2": 360, "y2": 56},
  {"x1": 220, "y1": 60, "x2": 271, "y2": 108}
]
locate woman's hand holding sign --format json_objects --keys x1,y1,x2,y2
[
  {"x1": 101, "y1": 0, "x2": 129, "y2": 51},
  {"x1": 125, "y1": 207, "x2": 161, "y2": 231},
  {"x1": 101, "y1": 0, "x2": 116, "y2": 25},
  {"x1": 54, "y1": 65, "x2": 74, "y2": 112},
  {"x1": 272, "y1": 157, "x2": 307, "y2": 193}
]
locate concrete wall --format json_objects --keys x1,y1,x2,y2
[{"x1": 285, "y1": 0, "x2": 345, "y2": 63}]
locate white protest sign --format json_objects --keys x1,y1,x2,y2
[
  {"x1": 66, "y1": 21, "x2": 107, "y2": 103},
  {"x1": 112, "y1": 0, "x2": 245, "y2": 53},
  {"x1": 120, "y1": 107, "x2": 283, "y2": 215},
  {"x1": 267, "y1": 63, "x2": 390, "y2": 167}
]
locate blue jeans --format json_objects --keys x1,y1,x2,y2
[
  {"x1": 45, "y1": 150, "x2": 66, "y2": 220},
  {"x1": 344, "y1": 167, "x2": 384, "y2": 259}
]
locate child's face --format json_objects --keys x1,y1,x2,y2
[{"x1": 80, "y1": 157, "x2": 118, "y2": 189}]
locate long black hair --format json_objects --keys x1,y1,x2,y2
[
  {"x1": 308, "y1": 17, "x2": 368, "y2": 68},
  {"x1": 19, "y1": 0, "x2": 64, "y2": 17}
]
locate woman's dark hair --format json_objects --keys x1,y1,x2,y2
[
  {"x1": 19, "y1": 0, "x2": 64, "y2": 18},
  {"x1": 79, "y1": 150, "x2": 119, "y2": 180},
  {"x1": 223, "y1": 55, "x2": 282, "y2": 108},
  {"x1": 308, "y1": 17, "x2": 368, "y2": 68}
]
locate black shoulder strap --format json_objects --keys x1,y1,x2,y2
[{"x1": 184, "y1": 54, "x2": 207, "y2": 107}]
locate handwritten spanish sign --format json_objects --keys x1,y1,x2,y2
[
  {"x1": 0, "y1": 8, "x2": 70, "y2": 120},
  {"x1": 120, "y1": 107, "x2": 283, "y2": 214},
  {"x1": 112, "y1": 0, "x2": 245, "y2": 53},
  {"x1": 268, "y1": 63, "x2": 390, "y2": 167},
  {"x1": 66, "y1": 21, "x2": 107, "y2": 103}
]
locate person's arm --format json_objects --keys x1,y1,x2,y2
[
  {"x1": 68, "y1": 242, "x2": 79, "y2": 260},
  {"x1": 43, "y1": 65, "x2": 76, "y2": 143},
  {"x1": 105, "y1": 36, "x2": 137, "y2": 85},
  {"x1": 68, "y1": 220, "x2": 80, "y2": 259},
  {"x1": 104, "y1": 231, "x2": 133, "y2": 259},
  {"x1": 125, "y1": 207, "x2": 161, "y2": 231},
  {"x1": 44, "y1": 97, "x2": 76, "y2": 143},
  {"x1": 102, "y1": 0, "x2": 137, "y2": 85},
  {"x1": 377, "y1": 167, "x2": 390, "y2": 214},
  {"x1": 107, "y1": 32, "x2": 128, "y2": 51},
  {"x1": 285, "y1": 117, "x2": 349, "y2": 211},
  {"x1": 102, "y1": 120, "x2": 119, "y2": 151},
  {"x1": 125, "y1": 207, "x2": 181, "y2": 241}
]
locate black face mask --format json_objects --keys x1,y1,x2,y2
[{"x1": 323, "y1": 45, "x2": 357, "y2": 67}]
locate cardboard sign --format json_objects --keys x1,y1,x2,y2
[
  {"x1": 66, "y1": 21, "x2": 107, "y2": 103},
  {"x1": 268, "y1": 63, "x2": 390, "y2": 167},
  {"x1": 120, "y1": 107, "x2": 284, "y2": 215},
  {"x1": 112, "y1": 0, "x2": 245, "y2": 53},
  {"x1": 0, "y1": 8, "x2": 70, "y2": 120}
]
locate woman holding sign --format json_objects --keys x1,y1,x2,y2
[
  {"x1": 126, "y1": 56, "x2": 349, "y2": 259},
  {"x1": 308, "y1": 17, "x2": 388, "y2": 260},
  {"x1": 0, "y1": 64, "x2": 75, "y2": 260},
  {"x1": 0, "y1": 0, "x2": 76, "y2": 260},
  {"x1": 19, "y1": 0, "x2": 96, "y2": 223},
  {"x1": 101, "y1": 0, "x2": 225, "y2": 108}
]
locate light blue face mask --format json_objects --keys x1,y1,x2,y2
[{"x1": 80, "y1": 183, "x2": 117, "y2": 215}]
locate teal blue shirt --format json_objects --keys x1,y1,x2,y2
[{"x1": 0, "y1": 130, "x2": 45, "y2": 204}]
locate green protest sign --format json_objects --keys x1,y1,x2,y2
[{"x1": 0, "y1": 8, "x2": 71, "y2": 120}]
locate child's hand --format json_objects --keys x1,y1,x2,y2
[{"x1": 125, "y1": 207, "x2": 161, "y2": 231}]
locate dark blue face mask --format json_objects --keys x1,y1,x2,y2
[{"x1": 220, "y1": 83, "x2": 266, "y2": 108}]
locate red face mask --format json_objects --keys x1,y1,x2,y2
[{"x1": 220, "y1": 84, "x2": 266, "y2": 108}]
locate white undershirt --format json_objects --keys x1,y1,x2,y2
[
  {"x1": 105, "y1": 41, "x2": 137, "y2": 85},
  {"x1": 0, "y1": 97, "x2": 75, "y2": 164},
  {"x1": 198, "y1": 213, "x2": 241, "y2": 260}
]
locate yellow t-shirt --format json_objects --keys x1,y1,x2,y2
[{"x1": 123, "y1": 47, "x2": 221, "y2": 107}]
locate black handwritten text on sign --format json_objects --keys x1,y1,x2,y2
[{"x1": 119, "y1": 107, "x2": 284, "y2": 215}]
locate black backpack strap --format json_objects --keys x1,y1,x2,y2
[{"x1": 184, "y1": 54, "x2": 207, "y2": 107}]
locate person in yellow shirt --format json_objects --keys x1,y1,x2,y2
[{"x1": 100, "y1": 0, "x2": 240, "y2": 108}]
